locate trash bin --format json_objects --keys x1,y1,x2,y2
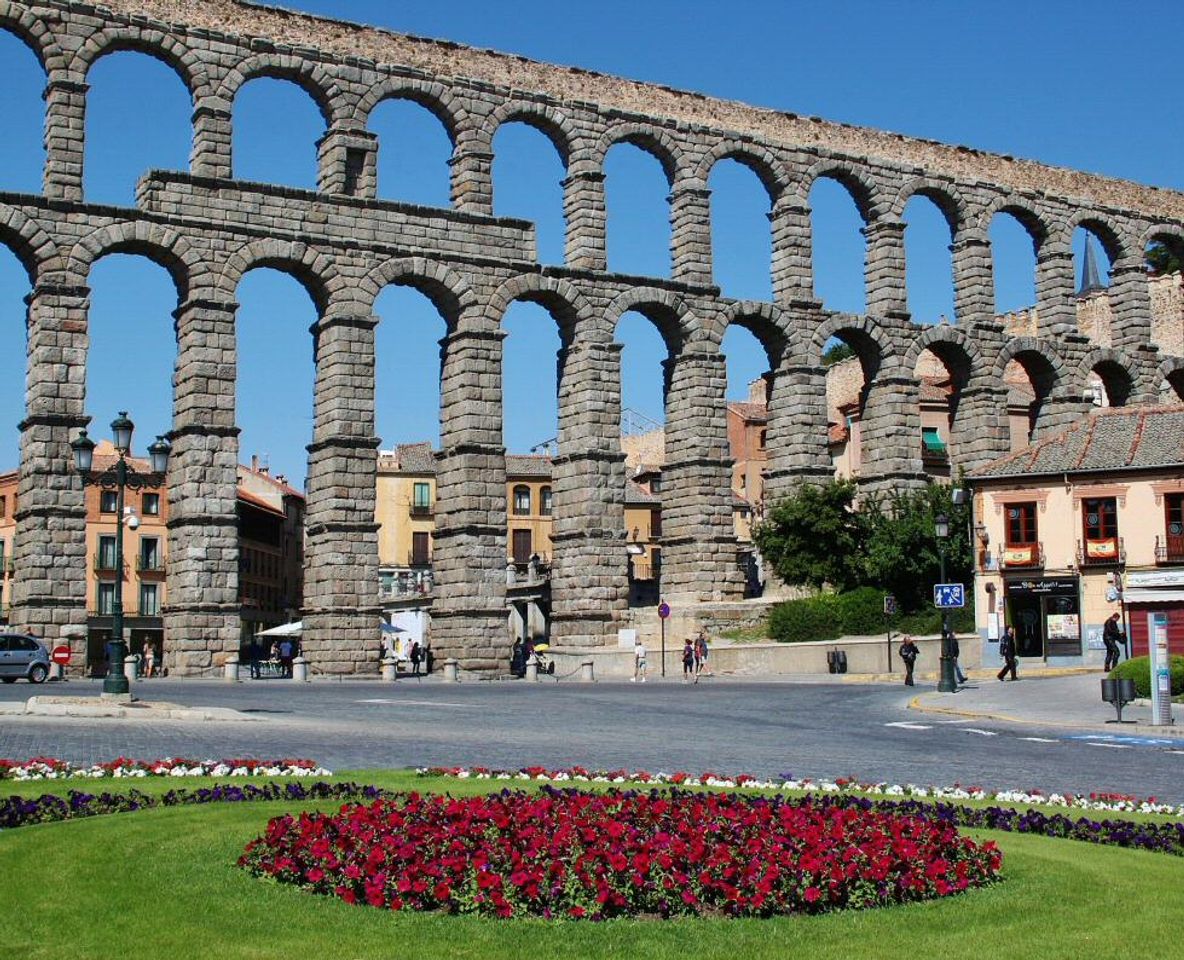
[
  {"x1": 1100, "y1": 677, "x2": 1136, "y2": 723},
  {"x1": 835, "y1": 650, "x2": 848, "y2": 674},
  {"x1": 827, "y1": 650, "x2": 837, "y2": 674}
]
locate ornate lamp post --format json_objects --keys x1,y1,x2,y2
[
  {"x1": 935, "y1": 512, "x2": 957, "y2": 693},
  {"x1": 71, "y1": 412, "x2": 171, "y2": 696}
]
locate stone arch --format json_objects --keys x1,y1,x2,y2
[
  {"x1": 1159, "y1": 356, "x2": 1184, "y2": 401},
  {"x1": 0, "y1": 205, "x2": 63, "y2": 281},
  {"x1": 1141, "y1": 222, "x2": 1184, "y2": 252},
  {"x1": 360, "y1": 257, "x2": 476, "y2": 325},
  {"x1": 891, "y1": 177, "x2": 965, "y2": 234},
  {"x1": 0, "y1": 1, "x2": 67, "y2": 73},
  {"x1": 219, "y1": 54, "x2": 345, "y2": 126},
  {"x1": 217, "y1": 238, "x2": 336, "y2": 314},
  {"x1": 606, "y1": 287, "x2": 697, "y2": 355},
  {"x1": 903, "y1": 324, "x2": 982, "y2": 380},
  {"x1": 485, "y1": 272, "x2": 592, "y2": 344},
  {"x1": 1065, "y1": 210, "x2": 1130, "y2": 264},
  {"x1": 74, "y1": 28, "x2": 211, "y2": 101},
  {"x1": 992, "y1": 336, "x2": 1065, "y2": 381},
  {"x1": 981, "y1": 195, "x2": 1050, "y2": 249},
  {"x1": 992, "y1": 337, "x2": 1065, "y2": 441},
  {"x1": 596, "y1": 122, "x2": 683, "y2": 184},
  {"x1": 695, "y1": 141, "x2": 789, "y2": 203},
  {"x1": 1080, "y1": 346, "x2": 1140, "y2": 407},
  {"x1": 484, "y1": 100, "x2": 575, "y2": 166},
  {"x1": 67, "y1": 222, "x2": 201, "y2": 302},
  {"x1": 356, "y1": 77, "x2": 467, "y2": 147},
  {"x1": 809, "y1": 312, "x2": 897, "y2": 370},
  {"x1": 800, "y1": 159, "x2": 886, "y2": 223},
  {"x1": 710, "y1": 300, "x2": 789, "y2": 367}
]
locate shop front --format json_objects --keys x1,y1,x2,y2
[
  {"x1": 1124, "y1": 570, "x2": 1184, "y2": 658},
  {"x1": 1004, "y1": 577, "x2": 1081, "y2": 659}
]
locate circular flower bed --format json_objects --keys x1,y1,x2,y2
[{"x1": 238, "y1": 787, "x2": 1001, "y2": 919}]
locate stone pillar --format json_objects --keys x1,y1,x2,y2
[
  {"x1": 563, "y1": 169, "x2": 607, "y2": 272},
  {"x1": 10, "y1": 283, "x2": 90, "y2": 646},
  {"x1": 450, "y1": 147, "x2": 494, "y2": 216},
  {"x1": 550, "y1": 338, "x2": 629, "y2": 646},
  {"x1": 1035, "y1": 246, "x2": 1077, "y2": 336},
  {"x1": 770, "y1": 200, "x2": 815, "y2": 305},
  {"x1": 317, "y1": 126, "x2": 379, "y2": 199},
  {"x1": 661, "y1": 349, "x2": 744, "y2": 603},
  {"x1": 863, "y1": 218, "x2": 909, "y2": 320},
  {"x1": 303, "y1": 310, "x2": 381, "y2": 673},
  {"x1": 1107, "y1": 254, "x2": 1154, "y2": 352},
  {"x1": 761, "y1": 355, "x2": 832, "y2": 504},
  {"x1": 949, "y1": 381, "x2": 1010, "y2": 474},
  {"x1": 951, "y1": 229, "x2": 995, "y2": 326},
  {"x1": 670, "y1": 183, "x2": 712, "y2": 286},
  {"x1": 858, "y1": 365, "x2": 928, "y2": 495},
  {"x1": 430, "y1": 327, "x2": 509, "y2": 669},
  {"x1": 191, "y1": 102, "x2": 233, "y2": 180},
  {"x1": 164, "y1": 298, "x2": 242, "y2": 676},
  {"x1": 43, "y1": 77, "x2": 87, "y2": 201}
]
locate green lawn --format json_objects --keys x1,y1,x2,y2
[{"x1": 2, "y1": 773, "x2": 1181, "y2": 960}]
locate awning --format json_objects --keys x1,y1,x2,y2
[
  {"x1": 1125, "y1": 589, "x2": 1184, "y2": 604},
  {"x1": 256, "y1": 621, "x2": 302, "y2": 637}
]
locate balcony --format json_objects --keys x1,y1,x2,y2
[
  {"x1": 409, "y1": 503, "x2": 433, "y2": 518},
  {"x1": 1155, "y1": 535, "x2": 1184, "y2": 566},
  {"x1": 93, "y1": 556, "x2": 123, "y2": 575},
  {"x1": 1001, "y1": 542, "x2": 1044, "y2": 569},
  {"x1": 136, "y1": 555, "x2": 165, "y2": 574},
  {"x1": 1077, "y1": 537, "x2": 1124, "y2": 567},
  {"x1": 380, "y1": 571, "x2": 434, "y2": 599},
  {"x1": 630, "y1": 561, "x2": 655, "y2": 582}
]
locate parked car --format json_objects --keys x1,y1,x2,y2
[{"x1": 0, "y1": 633, "x2": 50, "y2": 683}]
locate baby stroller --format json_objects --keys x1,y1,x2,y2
[{"x1": 531, "y1": 642, "x2": 556, "y2": 675}]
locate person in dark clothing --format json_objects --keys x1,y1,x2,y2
[
  {"x1": 1102, "y1": 612, "x2": 1125, "y2": 672},
  {"x1": 278, "y1": 638, "x2": 294, "y2": 678},
  {"x1": 899, "y1": 635, "x2": 919, "y2": 686},
  {"x1": 947, "y1": 628, "x2": 968, "y2": 685},
  {"x1": 997, "y1": 626, "x2": 1018, "y2": 681},
  {"x1": 681, "y1": 638, "x2": 695, "y2": 681},
  {"x1": 410, "y1": 640, "x2": 423, "y2": 677}
]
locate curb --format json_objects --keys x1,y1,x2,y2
[
  {"x1": 14, "y1": 698, "x2": 261, "y2": 723},
  {"x1": 908, "y1": 696, "x2": 1184, "y2": 737}
]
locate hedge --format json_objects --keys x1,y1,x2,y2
[
  {"x1": 768, "y1": 591, "x2": 975, "y2": 644},
  {"x1": 1108, "y1": 655, "x2": 1184, "y2": 699},
  {"x1": 768, "y1": 594, "x2": 841, "y2": 644}
]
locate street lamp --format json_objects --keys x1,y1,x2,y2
[
  {"x1": 934, "y1": 512, "x2": 957, "y2": 693},
  {"x1": 71, "y1": 412, "x2": 171, "y2": 697}
]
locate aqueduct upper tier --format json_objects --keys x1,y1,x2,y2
[{"x1": 3, "y1": 0, "x2": 1183, "y2": 672}]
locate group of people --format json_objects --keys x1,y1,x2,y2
[
  {"x1": 246, "y1": 636, "x2": 297, "y2": 679},
  {"x1": 380, "y1": 634, "x2": 425, "y2": 676},
  {"x1": 898, "y1": 628, "x2": 969, "y2": 687},
  {"x1": 629, "y1": 630, "x2": 710, "y2": 682}
]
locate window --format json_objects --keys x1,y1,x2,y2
[
  {"x1": 512, "y1": 528, "x2": 533, "y2": 565},
  {"x1": 758, "y1": 430, "x2": 767, "y2": 450},
  {"x1": 139, "y1": 537, "x2": 161, "y2": 572},
  {"x1": 0, "y1": 495, "x2": 5, "y2": 518},
  {"x1": 512, "y1": 485, "x2": 531, "y2": 516},
  {"x1": 139, "y1": 583, "x2": 160, "y2": 616},
  {"x1": 922, "y1": 426, "x2": 947, "y2": 455},
  {"x1": 650, "y1": 477, "x2": 661, "y2": 494},
  {"x1": 1005, "y1": 503, "x2": 1037, "y2": 544},
  {"x1": 411, "y1": 531, "x2": 431, "y2": 566},
  {"x1": 540, "y1": 486, "x2": 553, "y2": 517},
  {"x1": 412, "y1": 482, "x2": 432, "y2": 514},
  {"x1": 100, "y1": 490, "x2": 118, "y2": 513},
  {"x1": 1082, "y1": 497, "x2": 1118, "y2": 540},
  {"x1": 651, "y1": 508, "x2": 662, "y2": 538},
  {"x1": 1164, "y1": 493, "x2": 1184, "y2": 562},
  {"x1": 97, "y1": 582, "x2": 116, "y2": 615},
  {"x1": 142, "y1": 493, "x2": 160, "y2": 516},
  {"x1": 97, "y1": 535, "x2": 117, "y2": 570}
]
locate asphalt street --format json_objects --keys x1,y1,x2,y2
[{"x1": 2, "y1": 676, "x2": 1182, "y2": 801}]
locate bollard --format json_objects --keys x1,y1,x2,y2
[
  {"x1": 124, "y1": 658, "x2": 138, "y2": 683},
  {"x1": 49, "y1": 663, "x2": 64, "y2": 681},
  {"x1": 580, "y1": 659, "x2": 595, "y2": 683},
  {"x1": 224, "y1": 654, "x2": 239, "y2": 683},
  {"x1": 525, "y1": 656, "x2": 539, "y2": 682},
  {"x1": 442, "y1": 658, "x2": 459, "y2": 683},
  {"x1": 381, "y1": 657, "x2": 398, "y2": 682},
  {"x1": 292, "y1": 656, "x2": 308, "y2": 682}
]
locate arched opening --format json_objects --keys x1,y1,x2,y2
[
  {"x1": 373, "y1": 284, "x2": 449, "y2": 599},
  {"x1": 369, "y1": 97, "x2": 453, "y2": 207},
  {"x1": 604, "y1": 142, "x2": 671, "y2": 278},
  {"x1": 709, "y1": 158, "x2": 773, "y2": 301},
  {"x1": 902, "y1": 194, "x2": 956, "y2": 325},
  {"x1": 233, "y1": 78, "x2": 326, "y2": 190},
  {"x1": 85, "y1": 252, "x2": 180, "y2": 674},
  {"x1": 0, "y1": 29, "x2": 45, "y2": 194},
  {"x1": 912, "y1": 344, "x2": 973, "y2": 476},
  {"x1": 1073, "y1": 224, "x2": 1115, "y2": 345},
  {"x1": 0, "y1": 243, "x2": 30, "y2": 469},
  {"x1": 1003, "y1": 351, "x2": 1058, "y2": 449},
  {"x1": 1164, "y1": 366, "x2": 1184, "y2": 403},
  {"x1": 1087, "y1": 359, "x2": 1134, "y2": 408},
  {"x1": 501, "y1": 301, "x2": 560, "y2": 455},
  {"x1": 235, "y1": 267, "x2": 318, "y2": 486},
  {"x1": 989, "y1": 211, "x2": 1039, "y2": 321},
  {"x1": 822, "y1": 331, "x2": 882, "y2": 479},
  {"x1": 84, "y1": 51, "x2": 191, "y2": 205},
  {"x1": 1146, "y1": 233, "x2": 1184, "y2": 361},
  {"x1": 809, "y1": 176, "x2": 866, "y2": 314},
  {"x1": 492, "y1": 121, "x2": 566, "y2": 265}
]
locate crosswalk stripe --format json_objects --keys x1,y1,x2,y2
[
  {"x1": 1019, "y1": 737, "x2": 1060, "y2": 743},
  {"x1": 963, "y1": 728, "x2": 998, "y2": 736},
  {"x1": 885, "y1": 722, "x2": 932, "y2": 730},
  {"x1": 1087, "y1": 742, "x2": 1132, "y2": 749}
]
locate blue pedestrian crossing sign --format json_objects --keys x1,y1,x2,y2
[{"x1": 933, "y1": 583, "x2": 966, "y2": 609}]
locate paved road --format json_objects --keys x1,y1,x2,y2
[{"x1": 2, "y1": 676, "x2": 1182, "y2": 801}]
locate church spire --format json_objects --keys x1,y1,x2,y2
[{"x1": 1078, "y1": 236, "x2": 1106, "y2": 295}]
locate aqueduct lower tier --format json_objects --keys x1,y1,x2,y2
[{"x1": 3, "y1": 0, "x2": 1184, "y2": 673}]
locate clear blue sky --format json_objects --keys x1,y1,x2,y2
[{"x1": 1, "y1": 0, "x2": 1181, "y2": 484}]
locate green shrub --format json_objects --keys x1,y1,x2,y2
[
  {"x1": 835, "y1": 587, "x2": 890, "y2": 635},
  {"x1": 1108, "y1": 655, "x2": 1184, "y2": 699},
  {"x1": 893, "y1": 606, "x2": 976, "y2": 636},
  {"x1": 768, "y1": 594, "x2": 841, "y2": 644}
]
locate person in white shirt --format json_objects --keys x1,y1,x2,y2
[{"x1": 632, "y1": 640, "x2": 648, "y2": 682}]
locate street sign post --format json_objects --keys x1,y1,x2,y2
[
  {"x1": 933, "y1": 584, "x2": 966, "y2": 609},
  {"x1": 51, "y1": 645, "x2": 70, "y2": 666},
  {"x1": 657, "y1": 602, "x2": 671, "y2": 678},
  {"x1": 883, "y1": 594, "x2": 897, "y2": 672}
]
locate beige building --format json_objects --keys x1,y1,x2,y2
[
  {"x1": 968, "y1": 406, "x2": 1184, "y2": 667},
  {"x1": 0, "y1": 471, "x2": 20, "y2": 625},
  {"x1": 376, "y1": 443, "x2": 437, "y2": 599}
]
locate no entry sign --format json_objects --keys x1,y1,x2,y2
[{"x1": 51, "y1": 645, "x2": 71, "y2": 666}]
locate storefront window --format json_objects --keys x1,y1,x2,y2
[{"x1": 1005, "y1": 577, "x2": 1081, "y2": 658}]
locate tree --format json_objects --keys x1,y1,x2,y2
[
  {"x1": 753, "y1": 480, "x2": 868, "y2": 591},
  {"x1": 1147, "y1": 242, "x2": 1182, "y2": 276},
  {"x1": 822, "y1": 341, "x2": 856, "y2": 366}
]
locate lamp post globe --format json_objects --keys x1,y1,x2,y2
[
  {"x1": 148, "y1": 435, "x2": 172, "y2": 475},
  {"x1": 70, "y1": 430, "x2": 96, "y2": 474},
  {"x1": 934, "y1": 512, "x2": 957, "y2": 693},
  {"x1": 110, "y1": 411, "x2": 134, "y2": 455}
]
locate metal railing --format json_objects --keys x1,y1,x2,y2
[
  {"x1": 1155, "y1": 535, "x2": 1184, "y2": 565},
  {"x1": 1077, "y1": 536, "x2": 1125, "y2": 567},
  {"x1": 93, "y1": 555, "x2": 123, "y2": 573},
  {"x1": 630, "y1": 561, "x2": 655, "y2": 581},
  {"x1": 136, "y1": 555, "x2": 164, "y2": 572}
]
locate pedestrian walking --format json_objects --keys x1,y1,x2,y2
[
  {"x1": 1102, "y1": 612, "x2": 1125, "y2": 672},
  {"x1": 899, "y1": 635, "x2": 919, "y2": 686},
  {"x1": 947, "y1": 628, "x2": 968, "y2": 685},
  {"x1": 278, "y1": 638, "x2": 294, "y2": 678},
  {"x1": 410, "y1": 640, "x2": 423, "y2": 677},
  {"x1": 632, "y1": 638, "x2": 648, "y2": 682},
  {"x1": 997, "y1": 625, "x2": 1018, "y2": 681},
  {"x1": 142, "y1": 642, "x2": 156, "y2": 679},
  {"x1": 681, "y1": 638, "x2": 695, "y2": 681},
  {"x1": 694, "y1": 630, "x2": 709, "y2": 681},
  {"x1": 249, "y1": 637, "x2": 262, "y2": 679}
]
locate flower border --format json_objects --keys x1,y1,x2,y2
[
  {"x1": 0, "y1": 756, "x2": 331, "y2": 781},
  {"x1": 415, "y1": 766, "x2": 1184, "y2": 818}
]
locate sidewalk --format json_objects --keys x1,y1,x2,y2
[{"x1": 910, "y1": 672, "x2": 1184, "y2": 736}]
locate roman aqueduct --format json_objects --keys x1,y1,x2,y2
[{"x1": 3, "y1": 0, "x2": 1184, "y2": 672}]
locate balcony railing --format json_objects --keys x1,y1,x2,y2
[
  {"x1": 380, "y1": 573, "x2": 434, "y2": 599},
  {"x1": 1077, "y1": 536, "x2": 1125, "y2": 567},
  {"x1": 630, "y1": 561, "x2": 655, "y2": 582},
  {"x1": 409, "y1": 504, "x2": 433, "y2": 517},
  {"x1": 136, "y1": 555, "x2": 165, "y2": 573},
  {"x1": 1155, "y1": 535, "x2": 1184, "y2": 566},
  {"x1": 93, "y1": 556, "x2": 123, "y2": 574},
  {"x1": 1000, "y1": 542, "x2": 1044, "y2": 569}
]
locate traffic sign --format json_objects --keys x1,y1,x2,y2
[
  {"x1": 933, "y1": 583, "x2": 966, "y2": 609},
  {"x1": 51, "y1": 645, "x2": 71, "y2": 666},
  {"x1": 883, "y1": 594, "x2": 898, "y2": 617},
  {"x1": 657, "y1": 602, "x2": 671, "y2": 620}
]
